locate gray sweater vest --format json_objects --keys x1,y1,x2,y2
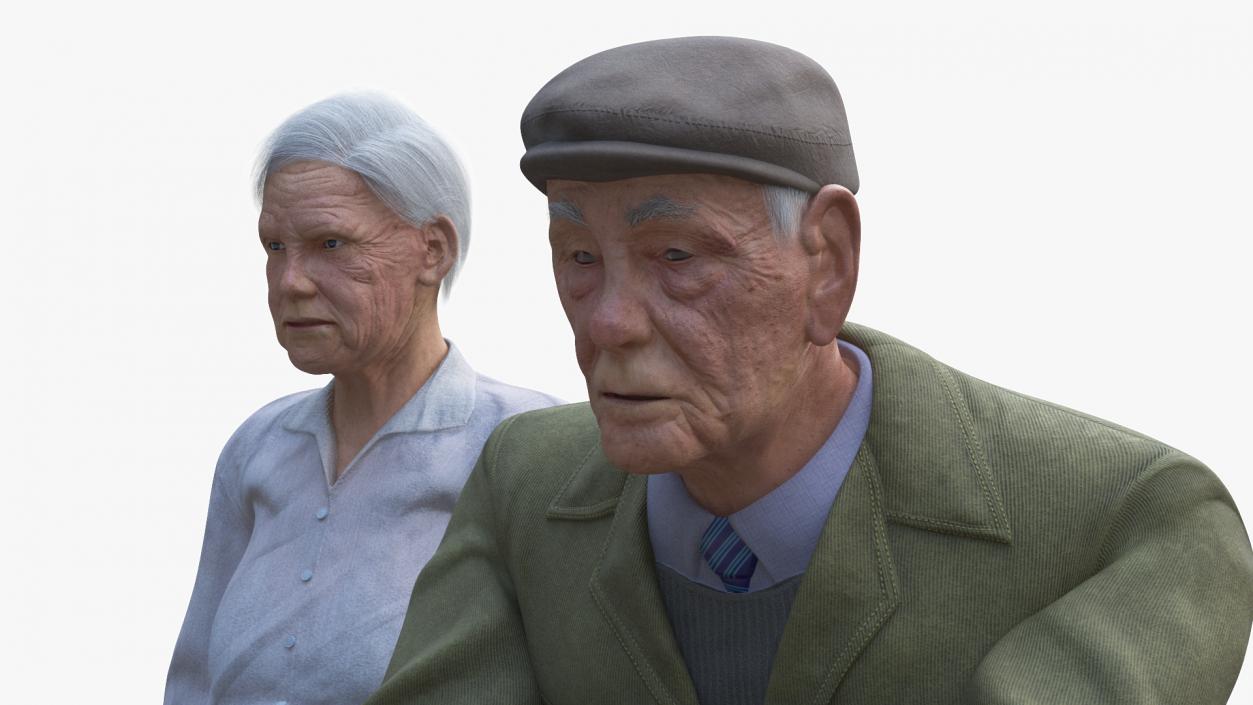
[{"x1": 657, "y1": 565, "x2": 804, "y2": 705}]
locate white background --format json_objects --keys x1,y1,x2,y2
[{"x1": 2, "y1": 0, "x2": 1250, "y2": 701}]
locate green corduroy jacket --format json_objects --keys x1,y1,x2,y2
[{"x1": 366, "y1": 324, "x2": 1253, "y2": 705}]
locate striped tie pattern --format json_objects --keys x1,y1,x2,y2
[{"x1": 700, "y1": 516, "x2": 758, "y2": 593}]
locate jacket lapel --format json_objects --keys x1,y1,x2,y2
[
  {"x1": 763, "y1": 443, "x2": 900, "y2": 705},
  {"x1": 765, "y1": 323, "x2": 1014, "y2": 703},
  {"x1": 547, "y1": 444, "x2": 701, "y2": 705}
]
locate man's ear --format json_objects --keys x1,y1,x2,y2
[
  {"x1": 799, "y1": 184, "x2": 860, "y2": 346},
  {"x1": 415, "y1": 215, "x2": 459, "y2": 288}
]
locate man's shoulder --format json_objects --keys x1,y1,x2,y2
[
  {"x1": 948, "y1": 360, "x2": 1201, "y2": 516},
  {"x1": 843, "y1": 322, "x2": 1231, "y2": 551},
  {"x1": 957, "y1": 366, "x2": 1173, "y2": 452},
  {"x1": 475, "y1": 402, "x2": 610, "y2": 505},
  {"x1": 483, "y1": 402, "x2": 601, "y2": 466},
  {"x1": 845, "y1": 321, "x2": 1180, "y2": 460},
  {"x1": 941, "y1": 350, "x2": 1183, "y2": 473},
  {"x1": 842, "y1": 321, "x2": 1208, "y2": 527}
]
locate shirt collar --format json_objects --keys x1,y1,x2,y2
[
  {"x1": 647, "y1": 340, "x2": 874, "y2": 588},
  {"x1": 278, "y1": 341, "x2": 479, "y2": 483}
]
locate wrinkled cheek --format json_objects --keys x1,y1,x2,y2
[
  {"x1": 346, "y1": 302, "x2": 389, "y2": 356},
  {"x1": 265, "y1": 287, "x2": 284, "y2": 338},
  {"x1": 263, "y1": 266, "x2": 279, "y2": 312},
  {"x1": 359, "y1": 288, "x2": 415, "y2": 358},
  {"x1": 334, "y1": 317, "x2": 358, "y2": 353},
  {"x1": 673, "y1": 396, "x2": 731, "y2": 455},
  {"x1": 563, "y1": 302, "x2": 596, "y2": 376},
  {"x1": 554, "y1": 286, "x2": 579, "y2": 327},
  {"x1": 573, "y1": 332, "x2": 597, "y2": 378}
]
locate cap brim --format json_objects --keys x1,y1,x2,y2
[{"x1": 520, "y1": 141, "x2": 827, "y2": 194}]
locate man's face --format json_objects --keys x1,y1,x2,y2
[
  {"x1": 259, "y1": 161, "x2": 427, "y2": 375},
  {"x1": 548, "y1": 174, "x2": 816, "y2": 475}
]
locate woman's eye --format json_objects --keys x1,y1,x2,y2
[
  {"x1": 267, "y1": 241, "x2": 285, "y2": 252},
  {"x1": 662, "y1": 248, "x2": 692, "y2": 262},
  {"x1": 573, "y1": 250, "x2": 596, "y2": 265},
  {"x1": 323, "y1": 239, "x2": 342, "y2": 249}
]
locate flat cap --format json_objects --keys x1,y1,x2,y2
[{"x1": 520, "y1": 36, "x2": 858, "y2": 194}]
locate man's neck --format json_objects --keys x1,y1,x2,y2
[{"x1": 676, "y1": 344, "x2": 860, "y2": 516}]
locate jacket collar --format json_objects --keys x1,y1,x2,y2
[{"x1": 840, "y1": 322, "x2": 1012, "y2": 543}]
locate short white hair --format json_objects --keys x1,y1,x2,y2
[
  {"x1": 762, "y1": 184, "x2": 810, "y2": 239},
  {"x1": 254, "y1": 92, "x2": 471, "y2": 298}
]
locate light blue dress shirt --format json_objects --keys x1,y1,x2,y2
[
  {"x1": 164, "y1": 343, "x2": 562, "y2": 705},
  {"x1": 647, "y1": 340, "x2": 873, "y2": 593}
]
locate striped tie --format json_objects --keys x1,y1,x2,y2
[{"x1": 700, "y1": 516, "x2": 758, "y2": 593}]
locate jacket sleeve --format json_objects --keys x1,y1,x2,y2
[
  {"x1": 367, "y1": 416, "x2": 542, "y2": 705},
  {"x1": 965, "y1": 452, "x2": 1253, "y2": 704},
  {"x1": 163, "y1": 451, "x2": 254, "y2": 705}
]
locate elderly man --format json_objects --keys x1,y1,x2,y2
[
  {"x1": 163, "y1": 93, "x2": 560, "y2": 705},
  {"x1": 367, "y1": 38, "x2": 1253, "y2": 705}
]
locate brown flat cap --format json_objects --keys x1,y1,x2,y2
[{"x1": 520, "y1": 36, "x2": 858, "y2": 194}]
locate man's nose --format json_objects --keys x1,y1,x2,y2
[
  {"x1": 586, "y1": 273, "x2": 652, "y2": 350},
  {"x1": 276, "y1": 252, "x2": 317, "y2": 298}
]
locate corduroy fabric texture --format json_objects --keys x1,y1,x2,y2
[
  {"x1": 367, "y1": 323, "x2": 1253, "y2": 705},
  {"x1": 657, "y1": 566, "x2": 802, "y2": 705}
]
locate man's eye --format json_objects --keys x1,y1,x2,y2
[
  {"x1": 573, "y1": 250, "x2": 597, "y2": 265},
  {"x1": 662, "y1": 248, "x2": 692, "y2": 262},
  {"x1": 323, "y1": 239, "x2": 342, "y2": 249},
  {"x1": 267, "y1": 241, "x2": 285, "y2": 251}
]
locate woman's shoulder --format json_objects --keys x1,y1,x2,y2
[
  {"x1": 218, "y1": 387, "x2": 324, "y2": 463},
  {"x1": 473, "y1": 373, "x2": 566, "y2": 418}
]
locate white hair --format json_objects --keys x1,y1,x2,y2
[
  {"x1": 762, "y1": 184, "x2": 810, "y2": 239},
  {"x1": 254, "y1": 92, "x2": 471, "y2": 298}
]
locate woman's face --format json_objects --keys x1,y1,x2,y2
[{"x1": 258, "y1": 161, "x2": 429, "y2": 377}]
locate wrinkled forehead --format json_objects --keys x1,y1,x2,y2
[
  {"x1": 262, "y1": 161, "x2": 369, "y2": 204},
  {"x1": 545, "y1": 173, "x2": 768, "y2": 227},
  {"x1": 259, "y1": 161, "x2": 389, "y2": 232}
]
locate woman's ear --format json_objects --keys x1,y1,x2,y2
[{"x1": 415, "y1": 215, "x2": 458, "y2": 288}]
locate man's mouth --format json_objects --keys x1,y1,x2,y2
[
  {"x1": 286, "y1": 318, "x2": 333, "y2": 328},
  {"x1": 602, "y1": 392, "x2": 667, "y2": 402}
]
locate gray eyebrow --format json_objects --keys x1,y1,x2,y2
[
  {"x1": 626, "y1": 196, "x2": 695, "y2": 227},
  {"x1": 548, "y1": 200, "x2": 586, "y2": 225}
]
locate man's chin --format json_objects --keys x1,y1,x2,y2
[{"x1": 597, "y1": 425, "x2": 695, "y2": 475}]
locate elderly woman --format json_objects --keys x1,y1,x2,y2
[{"x1": 163, "y1": 93, "x2": 561, "y2": 705}]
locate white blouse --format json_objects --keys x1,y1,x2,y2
[{"x1": 164, "y1": 343, "x2": 562, "y2": 705}]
